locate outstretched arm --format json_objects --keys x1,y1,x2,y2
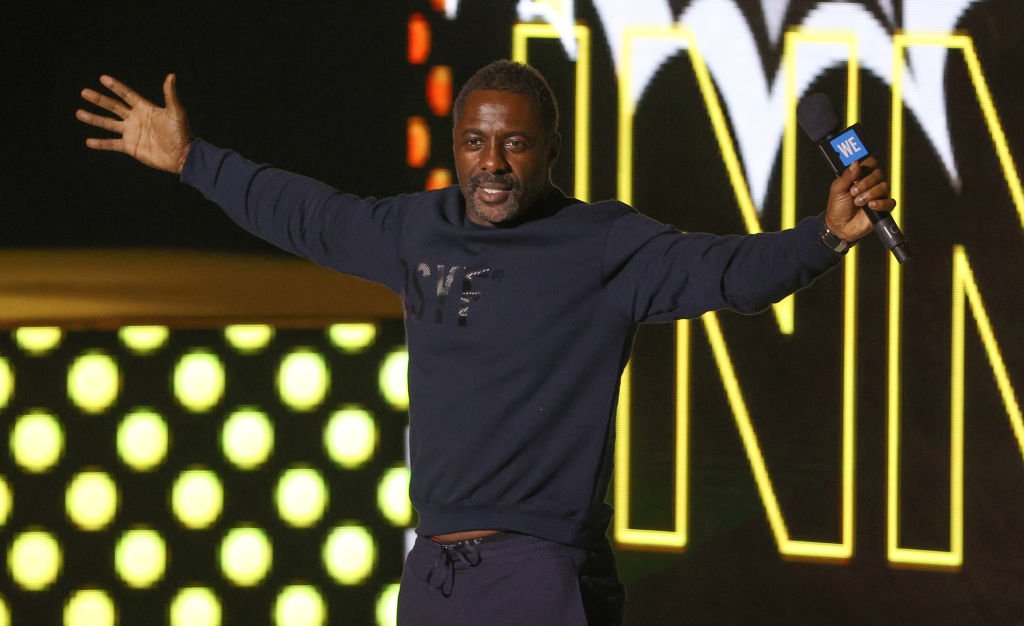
[
  {"x1": 77, "y1": 73, "x2": 408, "y2": 292},
  {"x1": 77, "y1": 74, "x2": 193, "y2": 174},
  {"x1": 604, "y1": 155, "x2": 898, "y2": 322}
]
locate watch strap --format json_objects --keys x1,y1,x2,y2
[{"x1": 818, "y1": 215, "x2": 850, "y2": 254}]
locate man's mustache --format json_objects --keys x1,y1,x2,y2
[{"x1": 470, "y1": 173, "x2": 518, "y2": 189}]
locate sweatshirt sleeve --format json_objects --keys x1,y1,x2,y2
[
  {"x1": 601, "y1": 209, "x2": 842, "y2": 323},
  {"x1": 181, "y1": 138, "x2": 406, "y2": 294}
]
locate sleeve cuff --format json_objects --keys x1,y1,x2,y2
[
  {"x1": 179, "y1": 137, "x2": 211, "y2": 186},
  {"x1": 796, "y1": 214, "x2": 846, "y2": 272}
]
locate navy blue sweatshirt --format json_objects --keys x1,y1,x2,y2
[{"x1": 182, "y1": 139, "x2": 841, "y2": 547}]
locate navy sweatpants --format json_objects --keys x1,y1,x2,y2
[{"x1": 397, "y1": 533, "x2": 625, "y2": 625}]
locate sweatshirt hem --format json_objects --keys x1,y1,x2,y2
[{"x1": 415, "y1": 504, "x2": 601, "y2": 548}]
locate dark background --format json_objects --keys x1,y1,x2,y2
[
  {"x1": 6, "y1": 1, "x2": 410, "y2": 249},
  {"x1": 4, "y1": 0, "x2": 1023, "y2": 623}
]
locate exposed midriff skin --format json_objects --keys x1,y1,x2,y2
[{"x1": 431, "y1": 529, "x2": 500, "y2": 543}]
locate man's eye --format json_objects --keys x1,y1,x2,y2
[
  {"x1": 506, "y1": 139, "x2": 525, "y2": 150},
  {"x1": 466, "y1": 138, "x2": 483, "y2": 147}
]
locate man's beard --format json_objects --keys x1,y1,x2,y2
[{"x1": 462, "y1": 172, "x2": 525, "y2": 225}]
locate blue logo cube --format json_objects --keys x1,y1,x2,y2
[{"x1": 829, "y1": 128, "x2": 869, "y2": 166}]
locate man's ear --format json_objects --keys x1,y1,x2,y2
[{"x1": 548, "y1": 132, "x2": 561, "y2": 165}]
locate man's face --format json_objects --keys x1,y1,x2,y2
[{"x1": 453, "y1": 89, "x2": 558, "y2": 227}]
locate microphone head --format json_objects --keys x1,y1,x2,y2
[{"x1": 797, "y1": 93, "x2": 840, "y2": 142}]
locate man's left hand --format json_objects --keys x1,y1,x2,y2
[{"x1": 824, "y1": 156, "x2": 896, "y2": 243}]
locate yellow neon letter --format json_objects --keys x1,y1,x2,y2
[
  {"x1": 613, "y1": 26, "x2": 858, "y2": 560},
  {"x1": 887, "y1": 33, "x2": 1024, "y2": 569},
  {"x1": 512, "y1": 22, "x2": 591, "y2": 201}
]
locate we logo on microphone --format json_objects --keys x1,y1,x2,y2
[{"x1": 829, "y1": 127, "x2": 869, "y2": 166}]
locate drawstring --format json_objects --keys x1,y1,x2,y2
[{"x1": 426, "y1": 539, "x2": 483, "y2": 597}]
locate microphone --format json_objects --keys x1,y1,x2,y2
[{"x1": 796, "y1": 93, "x2": 911, "y2": 263}]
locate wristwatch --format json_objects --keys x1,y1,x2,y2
[{"x1": 818, "y1": 215, "x2": 851, "y2": 254}]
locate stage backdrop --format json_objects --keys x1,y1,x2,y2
[{"x1": 3, "y1": 0, "x2": 1022, "y2": 624}]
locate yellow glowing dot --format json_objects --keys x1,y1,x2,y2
[
  {"x1": 119, "y1": 326, "x2": 169, "y2": 354},
  {"x1": 63, "y1": 588, "x2": 116, "y2": 626},
  {"x1": 220, "y1": 526, "x2": 272, "y2": 586},
  {"x1": 66, "y1": 470, "x2": 119, "y2": 531},
  {"x1": 0, "y1": 475, "x2": 11, "y2": 527},
  {"x1": 378, "y1": 349, "x2": 409, "y2": 410},
  {"x1": 8, "y1": 529, "x2": 61, "y2": 590},
  {"x1": 375, "y1": 583, "x2": 400, "y2": 626},
  {"x1": 174, "y1": 350, "x2": 225, "y2": 413},
  {"x1": 0, "y1": 357, "x2": 12, "y2": 410},
  {"x1": 14, "y1": 327, "x2": 62, "y2": 355},
  {"x1": 67, "y1": 352, "x2": 120, "y2": 414},
  {"x1": 328, "y1": 323, "x2": 378, "y2": 353},
  {"x1": 221, "y1": 409, "x2": 274, "y2": 470},
  {"x1": 277, "y1": 349, "x2": 329, "y2": 412},
  {"x1": 172, "y1": 468, "x2": 223, "y2": 529},
  {"x1": 275, "y1": 467, "x2": 328, "y2": 528},
  {"x1": 324, "y1": 407, "x2": 377, "y2": 469},
  {"x1": 377, "y1": 466, "x2": 412, "y2": 526},
  {"x1": 224, "y1": 325, "x2": 275, "y2": 353},
  {"x1": 274, "y1": 585, "x2": 325, "y2": 626},
  {"x1": 169, "y1": 587, "x2": 221, "y2": 626},
  {"x1": 10, "y1": 411, "x2": 64, "y2": 473},
  {"x1": 0, "y1": 594, "x2": 8, "y2": 626},
  {"x1": 323, "y1": 525, "x2": 376, "y2": 585},
  {"x1": 117, "y1": 409, "x2": 169, "y2": 471},
  {"x1": 115, "y1": 528, "x2": 167, "y2": 588}
]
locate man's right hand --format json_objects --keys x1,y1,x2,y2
[{"x1": 77, "y1": 74, "x2": 193, "y2": 174}]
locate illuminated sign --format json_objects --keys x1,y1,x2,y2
[{"x1": 510, "y1": 3, "x2": 1023, "y2": 571}]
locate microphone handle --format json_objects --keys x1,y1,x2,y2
[{"x1": 863, "y1": 207, "x2": 911, "y2": 263}]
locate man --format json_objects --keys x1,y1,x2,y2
[{"x1": 78, "y1": 61, "x2": 894, "y2": 625}]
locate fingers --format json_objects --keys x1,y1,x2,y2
[
  {"x1": 864, "y1": 196, "x2": 896, "y2": 213},
  {"x1": 80, "y1": 87, "x2": 130, "y2": 118},
  {"x1": 851, "y1": 166, "x2": 884, "y2": 192},
  {"x1": 163, "y1": 73, "x2": 183, "y2": 114},
  {"x1": 850, "y1": 166, "x2": 892, "y2": 211},
  {"x1": 830, "y1": 165, "x2": 858, "y2": 199},
  {"x1": 77, "y1": 82, "x2": 126, "y2": 150},
  {"x1": 851, "y1": 172, "x2": 886, "y2": 201},
  {"x1": 859, "y1": 155, "x2": 879, "y2": 169},
  {"x1": 100, "y1": 74, "x2": 147, "y2": 108},
  {"x1": 84, "y1": 137, "x2": 124, "y2": 153},
  {"x1": 75, "y1": 108, "x2": 124, "y2": 134}
]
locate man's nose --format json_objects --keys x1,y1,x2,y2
[{"x1": 480, "y1": 141, "x2": 509, "y2": 172}]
